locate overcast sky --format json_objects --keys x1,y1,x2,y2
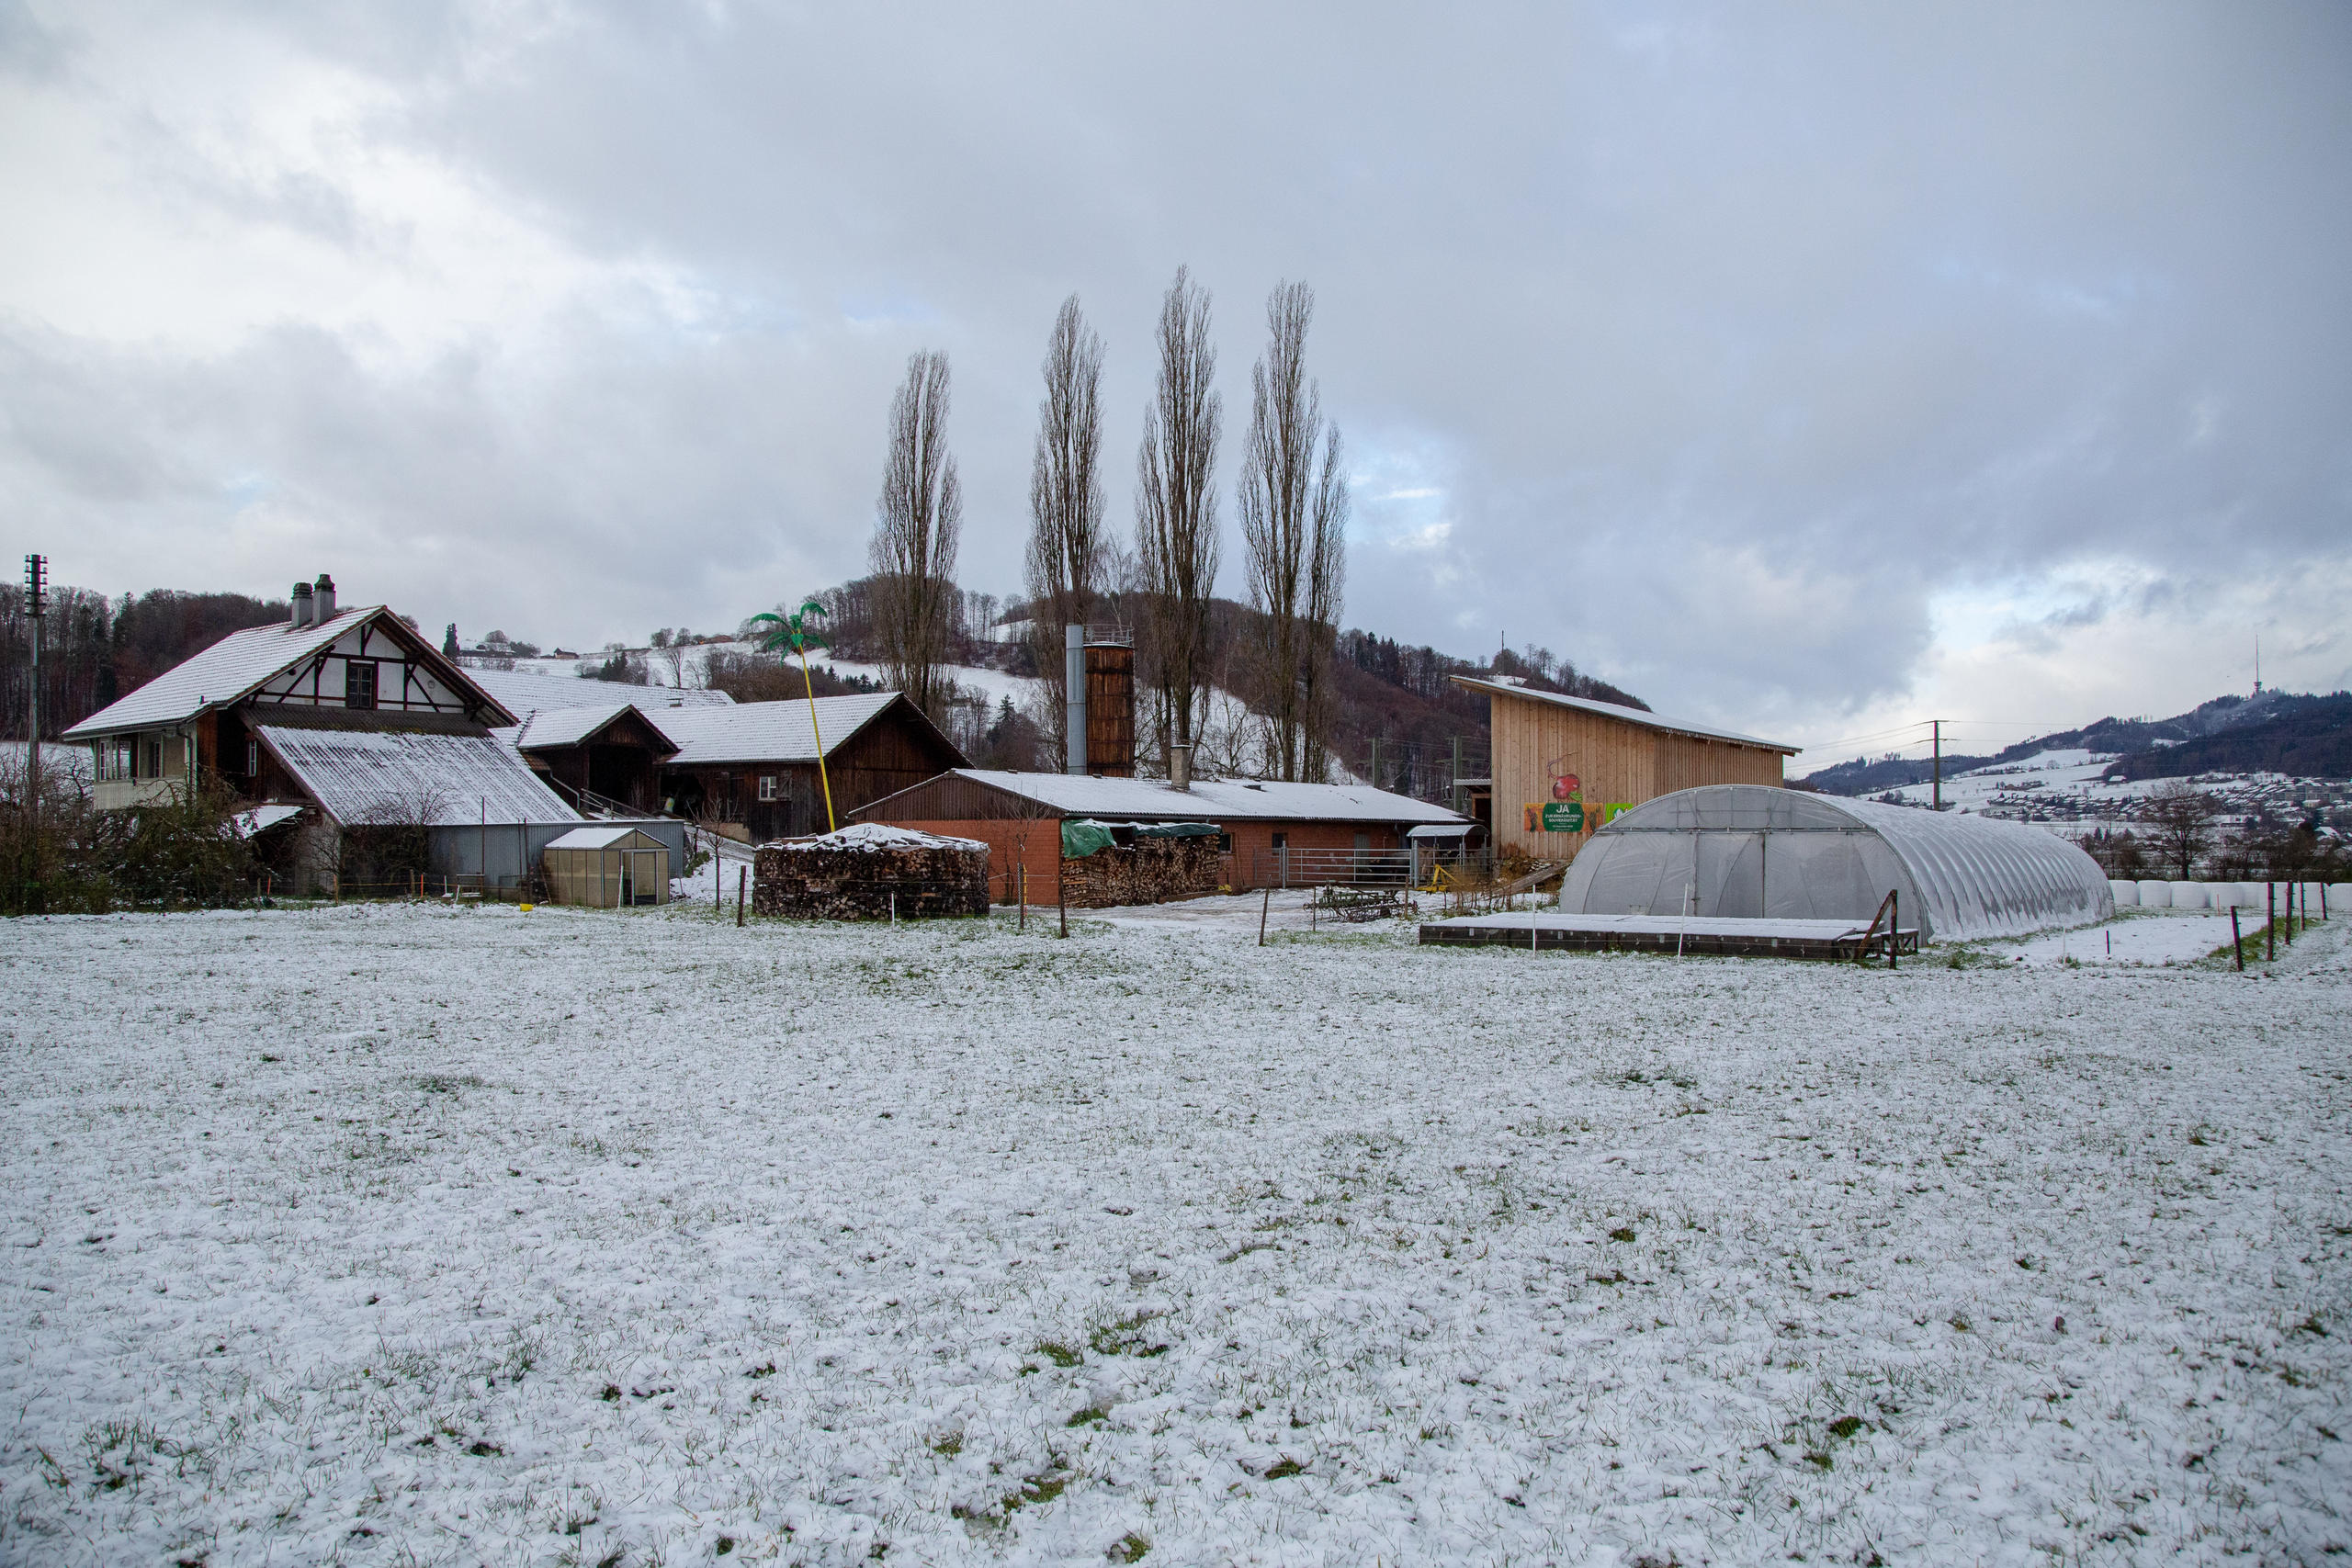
[{"x1": 3, "y1": 1, "x2": 2346, "y2": 764}]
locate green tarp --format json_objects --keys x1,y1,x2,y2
[
  {"x1": 1060, "y1": 819, "x2": 1222, "y2": 858},
  {"x1": 1061, "y1": 819, "x2": 1120, "y2": 860}
]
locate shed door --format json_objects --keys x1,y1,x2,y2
[{"x1": 625, "y1": 850, "x2": 663, "y2": 906}]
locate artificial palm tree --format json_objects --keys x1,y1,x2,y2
[{"x1": 746, "y1": 599, "x2": 838, "y2": 832}]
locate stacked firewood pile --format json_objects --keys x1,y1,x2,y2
[
  {"x1": 753, "y1": 825, "x2": 989, "y2": 920},
  {"x1": 1061, "y1": 837, "x2": 1224, "y2": 908}
]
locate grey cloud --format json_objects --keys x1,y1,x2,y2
[{"x1": 4, "y1": 0, "x2": 2347, "y2": 723}]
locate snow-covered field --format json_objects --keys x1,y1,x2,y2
[{"x1": 4, "y1": 904, "x2": 2348, "y2": 1566}]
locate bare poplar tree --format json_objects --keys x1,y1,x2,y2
[
  {"x1": 1136, "y1": 265, "x2": 1223, "y2": 772},
  {"x1": 871, "y1": 350, "x2": 963, "y2": 721},
  {"x1": 1023, "y1": 296, "x2": 1106, "y2": 748},
  {"x1": 1237, "y1": 279, "x2": 1347, "y2": 781},
  {"x1": 1301, "y1": 423, "x2": 1349, "y2": 779}
]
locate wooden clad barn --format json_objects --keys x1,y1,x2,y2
[
  {"x1": 1452, "y1": 677, "x2": 1798, "y2": 862},
  {"x1": 510, "y1": 703, "x2": 675, "y2": 815},
  {"x1": 652, "y1": 693, "x2": 968, "y2": 841},
  {"x1": 851, "y1": 769, "x2": 1470, "y2": 903},
  {"x1": 540, "y1": 825, "x2": 673, "y2": 908}
]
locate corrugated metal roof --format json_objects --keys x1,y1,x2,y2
[
  {"x1": 654, "y1": 694, "x2": 901, "y2": 765},
  {"x1": 231, "y1": 802, "x2": 305, "y2": 836},
  {"x1": 64, "y1": 608, "x2": 384, "y2": 739},
  {"x1": 1450, "y1": 677, "x2": 1798, "y2": 753},
  {"x1": 885, "y1": 769, "x2": 1469, "y2": 825},
  {"x1": 257, "y1": 726, "x2": 581, "y2": 828},
  {"x1": 466, "y1": 668, "x2": 734, "y2": 716}
]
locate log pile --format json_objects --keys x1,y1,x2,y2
[
  {"x1": 753, "y1": 825, "x2": 989, "y2": 920},
  {"x1": 1060, "y1": 837, "x2": 1225, "y2": 908}
]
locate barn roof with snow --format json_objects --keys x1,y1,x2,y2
[
  {"x1": 465, "y1": 667, "x2": 734, "y2": 718},
  {"x1": 854, "y1": 769, "x2": 1468, "y2": 826},
  {"x1": 650, "y1": 693, "x2": 931, "y2": 766}
]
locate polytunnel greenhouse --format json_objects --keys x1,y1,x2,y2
[{"x1": 1556, "y1": 784, "x2": 2114, "y2": 942}]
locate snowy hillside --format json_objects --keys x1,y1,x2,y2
[{"x1": 1871, "y1": 746, "x2": 2346, "y2": 837}]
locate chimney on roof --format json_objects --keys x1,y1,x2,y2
[
  {"x1": 1170, "y1": 743, "x2": 1192, "y2": 792},
  {"x1": 291, "y1": 580, "x2": 313, "y2": 626},
  {"x1": 313, "y1": 574, "x2": 336, "y2": 621}
]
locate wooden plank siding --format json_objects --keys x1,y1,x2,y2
[
  {"x1": 1486, "y1": 687, "x2": 1786, "y2": 861},
  {"x1": 1082, "y1": 643, "x2": 1136, "y2": 776}
]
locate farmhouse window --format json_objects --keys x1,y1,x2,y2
[
  {"x1": 247, "y1": 739, "x2": 259, "y2": 775},
  {"x1": 345, "y1": 660, "x2": 379, "y2": 710},
  {"x1": 145, "y1": 739, "x2": 163, "y2": 778},
  {"x1": 758, "y1": 774, "x2": 779, "y2": 802}
]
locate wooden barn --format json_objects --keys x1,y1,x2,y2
[
  {"x1": 1452, "y1": 677, "x2": 1798, "y2": 862},
  {"x1": 850, "y1": 769, "x2": 1470, "y2": 903},
  {"x1": 509, "y1": 702, "x2": 676, "y2": 815},
  {"x1": 651, "y1": 694, "x2": 968, "y2": 841}
]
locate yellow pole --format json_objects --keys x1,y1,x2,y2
[{"x1": 799, "y1": 644, "x2": 836, "y2": 831}]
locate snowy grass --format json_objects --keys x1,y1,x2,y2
[{"x1": 3, "y1": 903, "x2": 2348, "y2": 1566}]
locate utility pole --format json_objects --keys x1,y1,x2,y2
[
  {"x1": 1931, "y1": 719, "x2": 1941, "y2": 812},
  {"x1": 23, "y1": 554, "x2": 44, "y2": 913}
]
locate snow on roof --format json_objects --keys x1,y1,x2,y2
[
  {"x1": 771, "y1": 823, "x2": 988, "y2": 852},
  {"x1": 653, "y1": 694, "x2": 901, "y2": 765},
  {"x1": 544, "y1": 824, "x2": 662, "y2": 850},
  {"x1": 905, "y1": 770, "x2": 1469, "y2": 825},
  {"x1": 464, "y1": 668, "x2": 734, "y2": 716},
  {"x1": 506, "y1": 702, "x2": 664, "y2": 751},
  {"x1": 63, "y1": 608, "x2": 401, "y2": 739},
  {"x1": 257, "y1": 726, "x2": 581, "y2": 828},
  {"x1": 1449, "y1": 677, "x2": 1798, "y2": 754},
  {"x1": 231, "y1": 802, "x2": 305, "y2": 837}
]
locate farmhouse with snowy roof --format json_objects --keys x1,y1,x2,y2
[
  {"x1": 59, "y1": 573, "x2": 689, "y2": 895},
  {"x1": 62, "y1": 574, "x2": 525, "y2": 812}
]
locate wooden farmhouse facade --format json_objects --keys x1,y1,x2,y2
[{"x1": 1453, "y1": 677, "x2": 1798, "y2": 861}]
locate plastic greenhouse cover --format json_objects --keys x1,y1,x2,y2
[{"x1": 1557, "y1": 784, "x2": 2113, "y2": 942}]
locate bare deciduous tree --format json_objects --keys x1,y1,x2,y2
[
  {"x1": 2141, "y1": 780, "x2": 2219, "y2": 880},
  {"x1": 1136, "y1": 265, "x2": 1223, "y2": 773},
  {"x1": 1023, "y1": 297, "x2": 1107, "y2": 749},
  {"x1": 1237, "y1": 279, "x2": 1347, "y2": 781},
  {"x1": 871, "y1": 350, "x2": 963, "y2": 721},
  {"x1": 1301, "y1": 423, "x2": 1348, "y2": 779}
]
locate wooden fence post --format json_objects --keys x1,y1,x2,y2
[
  {"x1": 1259, "y1": 885, "x2": 1270, "y2": 946},
  {"x1": 737, "y1": 864, "x2": 746, "y2": 927},
  {"x1": 2231, "y1": 905, "x2": 2243, "y2": 971}
]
